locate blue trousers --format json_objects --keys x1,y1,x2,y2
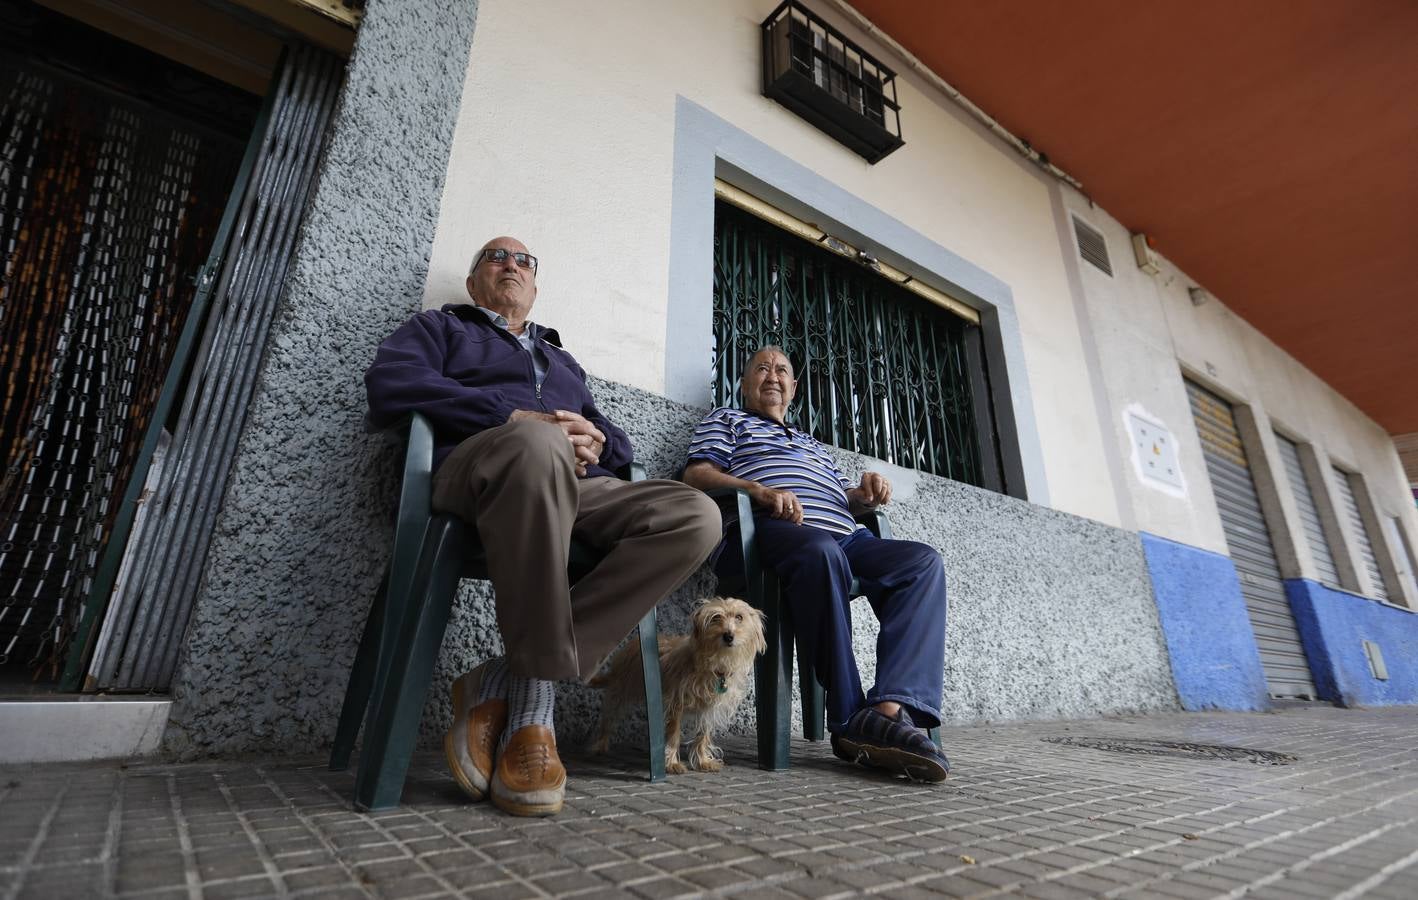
[{"x1": 715, "y1": 517, "x2": 947, "y2": 732}]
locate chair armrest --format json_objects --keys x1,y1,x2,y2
[
  {"x1": 696, "y1": 487, "x2": 758, "y2": 592},
  {"x1": 692, "y1": 478, "x2": 891, "y2": 541},
  {"x1": 702, "y1": 486, "x2": 751, "y2": 518},
  {"x1": 854, "y1": 508, "x2": 893, "y2": 540},
  {"x1": 701, "y1": 487, "x2": 756, "y2": 547},
  {"x1": 616, "y1": 461, "x2": 647, "y2": 483},
  {"x1": 390, "y1": 414, "x2": 434, "y2": 527}
]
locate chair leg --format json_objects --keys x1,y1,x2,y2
[
  {"x1": 753, "y1": 571, "x2": 794, "y2": 771},
  {"x1": 929, "y1": 726, "x2": 941, "y2": 745},
  {"x1": 353, "y1": 519, "x2": 462, "y2": 811},
  {"x1": 329, "y1": 565, "x2": 390, "y2": 771},
  {"x1": 636, "y1": 607, "x2": 666, "y2": 783},
  {"x1": 797, "y1": 635, "x2": 825, "y2": 742}
]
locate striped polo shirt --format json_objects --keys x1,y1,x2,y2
[{"x1": 687, "y1": 406, "x2": 859, "y2": 536}]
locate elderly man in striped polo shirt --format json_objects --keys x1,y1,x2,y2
[{"x1": 683, "y1": 346, "x2": 951, "y2": 782}]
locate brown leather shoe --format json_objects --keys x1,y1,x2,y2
[
  {"x1": 443, "y1": 662, "x2": 507, "y2": 801},
  {"x1": 491, "y1": 724, "x2": 566, "y2": 817}
]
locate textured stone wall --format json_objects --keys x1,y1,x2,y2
[
  {"x1": 422, "y1": 377, "x2": 1183, "y2": 753},
  {"x1": 162, "y1": 0, "x2": 481, "y2": 758},
  {"x1": 173, "y1": 343, "x2": 1180, "y2": 759},
  {"x1": 897, "y1": 475, "x2": 1180, "y2": 726}
]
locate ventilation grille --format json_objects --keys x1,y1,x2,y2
[{"x1": 1073, "y1": 217, "x2": 1112, "y2": 276}]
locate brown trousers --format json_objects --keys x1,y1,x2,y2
[{"x1": 431, "y1": 419, "x2": 721, "y2": 681}]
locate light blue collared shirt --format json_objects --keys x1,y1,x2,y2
[{"x1": 474, "y1": 305, "x2": 548, "y2": 387}]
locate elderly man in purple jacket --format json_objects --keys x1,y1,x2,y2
[{"x1": 365, "y1": 236, "x2": 720, "y2": 817}]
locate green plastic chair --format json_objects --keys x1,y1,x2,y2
[
  {"x1": 704, "y1": 488, "x2": 939, "y2": 770},
  {"x1": 330, "y1": 412, "x2": 665, "y2": 811}
]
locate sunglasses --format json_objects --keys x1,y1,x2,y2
[{"x1": 472, "y1": 248, "x2": 538, "y2": 274}]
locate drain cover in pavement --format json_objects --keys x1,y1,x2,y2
[{"x1": 1042, "y1": 736, "x2": 1298, "y2": 765}]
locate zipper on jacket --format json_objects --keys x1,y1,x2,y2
[
  {"x1": 496, "y1": 318, "x2": 546, "y2": 410},
  {"x1": 527, "y1": 327, "x2": 547, "y2": 409}
]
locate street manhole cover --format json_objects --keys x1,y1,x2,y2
[{"x1": 1043, "y1": 736, "x2": 1298, "y2": 766}]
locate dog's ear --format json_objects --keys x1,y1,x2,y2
[
  {"x1": 750, "y1": 606, "x2": 768, "y2": 655},
  {"x1": 690, "y1": 601, "x2": 714, "y2": 636}
]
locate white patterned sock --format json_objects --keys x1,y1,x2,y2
[
  {"x1": 500, "y1": 674, "x2": 556, "y2": 750},
  {"x1": 474, "y1": 657, "x2": 509, "y2": 705}
]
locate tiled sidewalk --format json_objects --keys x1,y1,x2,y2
[{"x1": 3, "y1": 706, "x2": 1418, "y2": 899}]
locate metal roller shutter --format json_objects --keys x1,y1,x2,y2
[
  {"x1": 1331, "y1": 468, "x2": 1390, "y2": 602},
  {"x1": 1186, "y1": 381, "x2": 1317, "y2": 699},
  {"x1": 1274, "y1": 434, "x2": 1340, "y2": 587}
]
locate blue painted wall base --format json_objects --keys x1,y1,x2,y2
[
  {"x1": 1140, "y1": 533, "x2": 1270, "y2": 711},
  {"x1": 1285, "y1": 579, "x2": 1418, "y2": 707}
]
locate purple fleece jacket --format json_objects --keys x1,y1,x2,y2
[{"x1": 364, "y1": 304, "x2": 632, "y2": 476}]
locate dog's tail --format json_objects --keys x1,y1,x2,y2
[
  {"x1": 588, "y1": 634, "x2": 683, "y2": 688},
  {"x1": 588, "y1": 640, "x2": 644, "y2": 689}
]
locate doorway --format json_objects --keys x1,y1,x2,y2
[
  {"x1": 1185, "y1": 379, "x2": 1318, "y2": 700},
  {"x1": 0, "y1": 0, "x2": 349, "y2": 695},
  {"x1": 0, "y1": 1, "x2": 259, "y2": 690}
]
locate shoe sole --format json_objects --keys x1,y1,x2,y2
[
  {"x1": 491, "y1": 775, "x2": 566, "y2": 817},
  {"x1": 835, "y1": 737, "x2": 949, "y2": 783},
  {"x1": 444, "y1": 668, "x2": 490, "y2": 801}
]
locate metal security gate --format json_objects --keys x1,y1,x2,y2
[
  {"x1": 1331, "y1": 468, "x2": 1390, "y2": 602},
  {"x1": 1186, "y1": 381, "x2": 1317, "y2": 699},
  {"x1": 0, "y1": 22, "x2": 254, "y2": 683},
  {"x1": 60, "y1": 44, "x2": 345, "y2": 692},
  {"x1": 711, "y1": 197, "x2": 1002, "y2": 489},
  {"x1": 1274, "y1": 433, "x2": 1341, "y2": 588}
]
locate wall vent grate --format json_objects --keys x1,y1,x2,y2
[{"x1": 1073, "y1": 216, "x2": 1112, "y2": 276}]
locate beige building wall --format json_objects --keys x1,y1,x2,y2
[
  {"x1": 421, "y1": 0, "x2": 1416, "y2": 579},
  {"x1": 423, "y1": 0, "x2": 1120, "y2": 526},
  {"x1": 1062, "y1": 192, "x2": 1418, "y2": 604}
]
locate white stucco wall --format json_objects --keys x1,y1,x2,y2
[
  {"x1": 423, "y1": 0, "x2": 1121, "y2": 526},
  {"x1": 420, "y1": 0, "x2": 1415, "y2": 574},
  {"x1": 1062, "y1": 192, "x2": 1418, "y2": 605}
]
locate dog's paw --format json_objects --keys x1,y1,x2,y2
[
  {"x1": 666, "y1": 760, "x2": 688, "y2": 775},
  {"x1": 693, "y1": 756, "x2": 724, "y2": 773}
]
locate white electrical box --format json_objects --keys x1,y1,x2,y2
[
  {"x1": 1132, "y1": 232, "x2": 1160, "y2": 275},
  {"x1": 1126, "y1": 409, "x2": 1184, "y2": 493},
  {"x1": 1363, "y1": 640, "x2": 1389, "y2": 680}
]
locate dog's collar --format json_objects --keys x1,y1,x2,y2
[{"x1": 714, "y1": 671, "x2": 728, "y2": 694}]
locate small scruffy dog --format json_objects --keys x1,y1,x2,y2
[{"x1": 590, "y1": 597, "x2": 766, "y2": 773}]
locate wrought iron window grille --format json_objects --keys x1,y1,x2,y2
[
  {"x1": 761, "y1": 0, "x2": 904, "y2": 163},
  {"x1": 712, "y1": 200, "x2": 1004, "y2": 489}
]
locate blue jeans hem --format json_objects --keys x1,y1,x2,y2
[{"x1": 864, "y1": 692, "x2": 942, "y2": 729}]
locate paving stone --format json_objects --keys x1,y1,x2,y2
[
  {"x1": 5, "y1": 707, "x2": 1418, "y2": 899},
  {"x1": 284, "y1": 865, "x2": 360, "y2": 891},
  {"x1": 729, "y1": 888, "x2": 802, "y2": 900},
  {"x1": 202, "y1": 876, "x2": 284, "y2": 899},
  {"x1": 782, "y1": 874, "x2": 861, "y2": 898},
  {"x1": 626, "y1": 876, "x2": 702, "y2": 899},
  {"x1": 1015, "y1": 879, "x2": 1100, "y2": 899}
]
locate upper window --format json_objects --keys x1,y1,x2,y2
[{"x1": 710, "y1": 198, "x2": 1002, "y2": 489}]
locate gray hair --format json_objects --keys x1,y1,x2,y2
[
  {"x1": 746, "y1": 344, "x2": 797, "y2": 377},
  {"x1": 467, "y1": 236, "x2": 532, "y2": 277},
  {"x1": 468, "y1": 249, "x2": 488, "y2": 277}
]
